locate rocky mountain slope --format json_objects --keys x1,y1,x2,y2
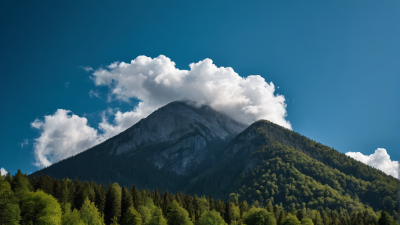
[{"x1": 31, "y1": 101, "x2": 247, "y2": 191}]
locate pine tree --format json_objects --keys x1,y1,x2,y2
[
  {"x1": 10, "y1": 169, "x2": 31, "y2": 199},
  {"x1": 224, "y1": 200, "x2": 231, "y2": 224},
  {"x1": 4, "y1": 172, "x2": 12, "y2": 184},
  {"x1": 74, "y1": 183, "x2": 88, "y2": 209},
  {"x1": 130, "y1": 185, "x2": 143, "y2": 209},
  {"x1": 121, "y1": 187, "x2": 133, "y2": 225},
  {"x1": 37, "y1": 174, "x2": 54, "y2": 195},
  {"x1": 104, "y1": 183, "x2": 122, "y2": 224},
  {"x1": 215, "y1": 199, "x2": 225, "y2": 219},
  {"x1": 95, "y1": 183, "x2": 106, "y2": 214},
  {"x1": 152, "y1": 188, "x2": 161, "y2": 208},
  {"x1": 124, "y1": 206, "x2": 142, "y2": 225},
  {"x1": 80, "y1": 197, "x2": 106, "y2": 225},
  {"x1": 53, "y1": 179, "x2": 62, "y2": 202}
]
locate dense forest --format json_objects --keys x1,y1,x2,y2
[
  {"x1": 0, "y1": 170, "x2": 398, "y2": 225},
  {"x1": 184, "y1": 121, "x2": 398, "y2": 219}
]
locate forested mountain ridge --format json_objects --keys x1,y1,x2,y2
[
  {"x1": 31, "y1": 101, "x2": 247, "y2": 192},
  {"x1": 185, "y1": 120, "x2": 398, "y2": 218},
  {"x1": 30, "y1": 103, "x2": 398, "y2": 220}
]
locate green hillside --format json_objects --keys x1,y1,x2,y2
[{"x1": 185, "y1": 120, "x2": 398, "y2": 218}]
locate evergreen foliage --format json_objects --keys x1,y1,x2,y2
[{"x1": 2, "y1": 168, "x2": 397, "y2": 225}]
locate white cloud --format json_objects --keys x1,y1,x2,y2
[
  {"x1": 31, "y1": 109, "x2": 114, "y2": 168},
  {"x1": 32, "y1": 55, "x2": 292, "y2": 168},
  {"x1": 0, "y1": 167, "x2": 7, "y2": 176},
  {"x1": 91, "y1": 55, "x2": 291, "y2": 132},
  {"x1": 65, "y1": 82, "x2": 69, "y2": 89},
  {"x1": 19, "y1": 139, "x2": 29, "y2": 148},
  {"x1": 89, "y1": 89, "x2": 100, "y2": 98},
  {"x1": 346, "y1": 148, "x2": 399, "y2": 178},
  {"x1": 83, "y1": 66, "x2": 93, "y2": 72}
]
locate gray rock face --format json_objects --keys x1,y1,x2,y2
[{"x1": 106, "y1": 101, "x2": 247, "y2": 175}]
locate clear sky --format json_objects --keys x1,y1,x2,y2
[{"x1": 0, "y1": 0, "x2": 398, "y2": 177}]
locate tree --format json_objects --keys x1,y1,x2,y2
[
  {"x1": 95, "y1": 183, "x2": 106, "y2": 214},
  {"x1": 10, "y1": 170, "x2": 31, "y2": 199},
  {"x1": 121, "y1": 187, "x2": 133, "y2": 224},
  {"x1": 21, "y1": 189, "x2": 62, "y2": 225},
  {"x1": 0, "y1": 179, "x2": 20, "y2": 225},
  {"x1": 4, "y1": 172, "x2": 12, "y2": 184},
  {"x1": 227, "y1": 202, "x2": 240, "y2": 223},
  {"x1": 198, "y1": 210, "x2": 226, "y2": 225},
  {"x1": 80, "y1": 197, "x2": 105, "y2": 225},
  {"x1": 138, "y1": 205, "x2": 152, "y2": 225},
  {"x1": 130, "y1": 185, "x2": 143, "y2": 209},
  {"x1": 149, "y1": 208, "x2": 167, "y2": 225},
  {"x1": 282, "y1": 214, "x2": 301, "y2": 225},
  {"x1": 301, "y1": 218, "x2": 314, "y2": 225},
  {"x1": 104, "y1": 183, "x2": 122, "y2": 224},
  {"x1": 123, "y1": 206, "x2": 142, "y2": 225},
  {"x1": 378, "y1": 211, "x2": 392, "y2": 225},
  {"x1": 243, "y1": 207, "x2": 276, "y2": 225},
  {"x1": 61, "y1": 203, "x2": 85, "y2": 225},
  {"x1": 167, "y1": 200, "x2": 193, "y2": 225}
]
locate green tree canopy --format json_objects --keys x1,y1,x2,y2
[
  {"x1": 80, "y1": 197, "x2": 105, "y2": 225},
  {"x1": 198, "y1": 210, "x2": 226, "y2": 225},
  {"x1": 282, "y1": 214, "x2": 301, "y2": 225},
  {"x1": 243, "y1": 208, "x2": 276, "y2": 225},
  {"x1": 21, "y1": 189, "x2": 62, "y2": 225},
  {"x1": 301, "y1": 218, "x2": 313, "y2": 225},
  {"x1": 0, "y1": 178, "x2": 20, "y2": 225},
  {"x1": 167, "y1": 200, "x2": 193, "y2": 225},
  {"x1": 149, "y1": 208, "x2": 167, "y2": 225},
  {"x1": 61, "y1": 203, "x2": 85, "y2": 225},
  {"x1": 124, "y1": 206, "x2": 142, "y2": 225}
]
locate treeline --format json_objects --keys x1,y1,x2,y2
[{"x1": 1, "y1": 170, "x2": 397, "y2": 225}]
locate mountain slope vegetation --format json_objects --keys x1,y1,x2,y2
[
  {"x1": 185, "y1": 120, "x2": 398, "y2": 218},
  {"x1": 31, "y1": 104, "x2": 398, "y2": 220}
]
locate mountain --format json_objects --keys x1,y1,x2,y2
[
  {"x1": 184, "y1": 120, "x2": 398, "y2": 216},
  {"x1": 31, "y1": 101, "x2": 247, "y2": 192},
  {"x1": 32, "y1": 102, "x2": 398, "y2": 218}
]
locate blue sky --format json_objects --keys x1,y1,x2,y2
[{"x1": 0, "y1": 0, "x2": 398, "y2": 176}]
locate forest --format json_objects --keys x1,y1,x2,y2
[{"x1": 0, "y1": 169, "x2": 397, "y2": 225}]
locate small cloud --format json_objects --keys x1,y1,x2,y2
[
  {"x1": 346, "y1": 148, "x2": 399, "y2": 178},
  {"x1": 65, "y1": 82, "x2": 69, "y2": 89},
  {"x1": 89, "y1": 89, "x2": 100, "y2": 99},
  {"x1": 19, "y1": 139, "x2": 29, "y2": 148},
  {"x1": 82, "y1": 66, "x2": 93, "y2": 72},
  {"x1": 0, "y1": 167, "x2": 7, "y2": 176}
]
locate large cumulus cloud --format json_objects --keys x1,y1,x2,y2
[
  {"x1": 346, "y1": 148, "x2": 398, "y2": 178},
  {"x1": 32, "y1": 55, "x2": 291, "y2": 168},
  {"x1": 92, "y1": 55, "x2": 291, "y2": 132}
]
